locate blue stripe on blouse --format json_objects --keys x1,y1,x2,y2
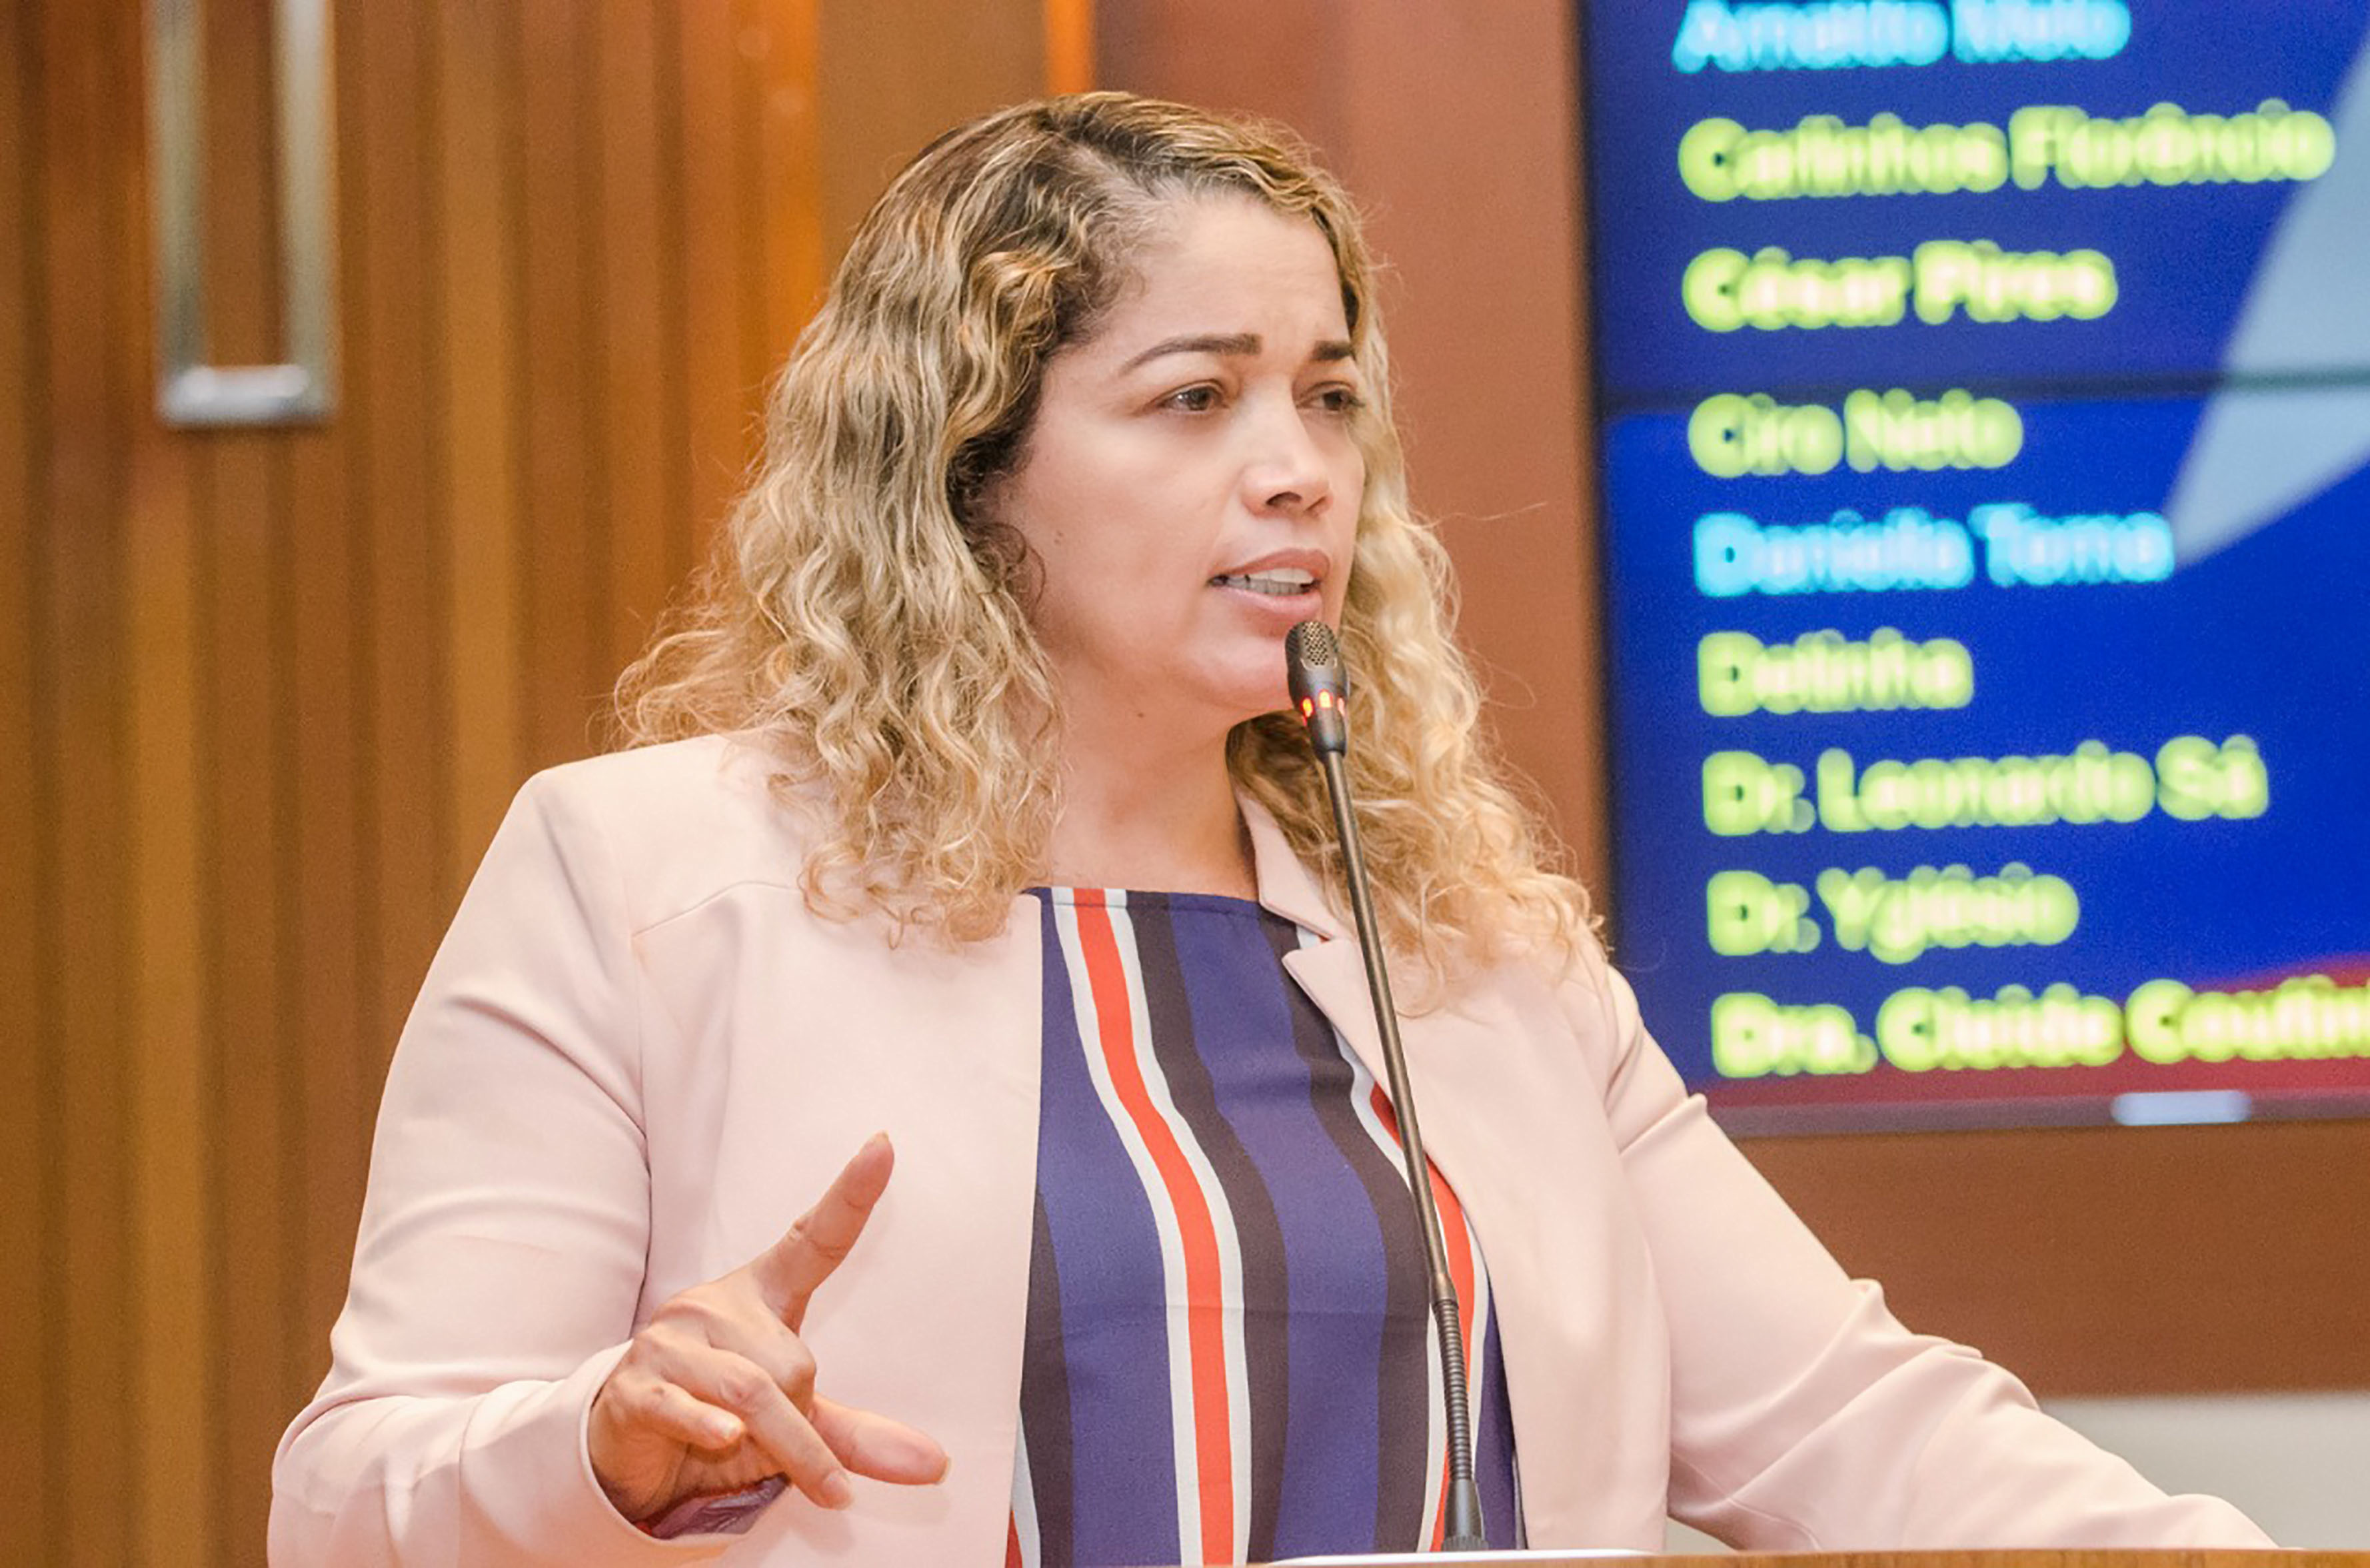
[{"x1": 1016, "y1": 888, "x2": 1522, "y2": 1568}]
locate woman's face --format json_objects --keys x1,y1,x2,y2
[{"x1": 992, "y1": 193, "x2": 1368, "y2": 741}]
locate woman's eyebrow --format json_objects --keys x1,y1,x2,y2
[
  {"x1": 1115, "y1": 333, "x2": 1358, "y2": 372},
  {"x1": 1118, "y1": 332, "x2": 1261, "y2": 371}
]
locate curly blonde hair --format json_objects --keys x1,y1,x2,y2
[{"x1": 615, "y1": 92, "x2": 1590, "y2": 970}]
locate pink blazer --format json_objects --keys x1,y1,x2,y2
[{"x1": 270, "y1": 735, "x2": 2270, "y2": 1565}]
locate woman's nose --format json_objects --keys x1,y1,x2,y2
[{"x1": 1241, "y1": 399, "x2": 1334, "y2": 515}]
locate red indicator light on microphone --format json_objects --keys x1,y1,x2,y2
[{"x1": 1285, "y1": 620, "x2": 1350, "y2": 756}]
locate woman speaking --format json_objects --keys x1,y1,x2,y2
[{"x1": 269, "y1": 93, "x2": 2270, "y2": 1566}]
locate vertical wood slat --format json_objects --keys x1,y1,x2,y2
[
  {"x1": 814, "y1": 0, "x2": 1049, "y2": 298},
  {"x1": 675, "y1": 5, "x2": 757, "y2": 580},
  {"x1": 125, "y1": 361, "x2": 214, "y2": 1568},
  {"x1": 595, "y1": 0, "x2": 678, "y2": 690},
  {"x1": 733, "y1": 0, "x2": 780, "y2": 403},
  {"x1": 518, "y1": 0, "x2": 603, "y2": 771},
  {"x1": 648, "y1": 11, "x2": 697, "y2": 591},
  {"x1": 290, "y1": 0, "x2": 369, "y2": 1373},
  {"x1": 1046, "y1": 0, "x2": 1094, "y2": 93},
  {"x1": 437, "y1": 0, "x2": 525, "y2": 876},
  {"x1": 38, "y1": 1, "x2": 133, "y2": 1562},
  {"x1": 353, "y1": 0, "x2": 448, "y2": 1068},
  {"x1": 123, "y1": 0, "x2": 213, "y2": 1558},
  {"x1": 0, "y1": 10, "x2": 50, "y2": 1568},
  {"x1": 754, "y1": 0, "x2": 827, "y2": 365},
  {"x1": 199, "y1": 3, "x2": 294, "y2": 1557}
]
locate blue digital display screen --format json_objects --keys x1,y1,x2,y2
[{"x1": 1582, "y1": 1, "x2": 2370, "y2": 1130}]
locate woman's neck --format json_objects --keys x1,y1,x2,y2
[{"x1": 1042, "y1": 730, "x2": 1255, "y2": 900}]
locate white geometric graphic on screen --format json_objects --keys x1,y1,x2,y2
[{"x1": 2165, "y1": 29, "x2": 2370, "y2": 562}]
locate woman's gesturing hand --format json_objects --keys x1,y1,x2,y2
[{"x1": 588, "y1": 1134, "x2": 950, "y2": 1525}]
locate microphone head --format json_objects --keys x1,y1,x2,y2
[{"x1": 1284, "y1": 620, "x2": 1350, "y2": 754}]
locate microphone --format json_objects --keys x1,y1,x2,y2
[{"x1": 1283, "y1": 620, "x2": 1486, "y2": 1553}]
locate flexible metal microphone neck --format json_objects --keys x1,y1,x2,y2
[{"x1": 1284, "y1": 620, "x2": 1487, "y2": 1553}]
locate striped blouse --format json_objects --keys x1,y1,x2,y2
[{"x1": 1014, "y1": 887, "x2": 1522, "y2": 1568}]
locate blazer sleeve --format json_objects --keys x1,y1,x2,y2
[
  {"x1": 269, "y1": 771, "x2": 740, "y2": 1565},
  {"x1": 1581, "y1": 958, "x2": 2275, "y2": 1551}
]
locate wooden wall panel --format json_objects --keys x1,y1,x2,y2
[
  {"x1": 1746, "y1": 1120, "x2": 2370, "y2": 1394},
  {"x1": 595, "y1": 0, "x2": 680, "y2": 688},
  {"x1": 817, "y1": 0, "x2": 1046, "y2": 255},
  {"x1": 0, "y1": 15, "x2": 48, "y2": 1568},
  {"x1": 674, "y1": 9, "x2": 759, "y2": 571},
  {"x1": 199, "y1": 6, "x2": 294, "y2": 1559},
  {"x1": 353, "y1": 0, "x2": 450, "y2": 1097},
  {"x1": 37, "y1": 7, "x2": 137, "y2": 1565},
  {"x1": 3, "y1": 3, "x2": 1060, "y2": 1563},
  {"x1": 117, "y1": 2, "x2": 219, "y2": 1559},
  {"x1": 755, "y1": 0, "x2": 829, "y2": 370},
  {"x1": 517, "y1": 0, "x2": 602, "y2": 774},
  {"x1": 124, "y1": 375, "x2": 212, "y2": 1562},
  {"x1": 1046, "y1": 0, "x2": 1095, "y2": 96},
  {"x1": 287, "y1": 25, "x2": 369, "y2": 1431},
  {"x1": 437, "y1": 0, "x2": 528, "y2": 875}
]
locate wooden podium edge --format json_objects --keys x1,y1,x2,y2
[{"x1": 1249, "y1": 1553, "x2": 2361, "y2": 1568}]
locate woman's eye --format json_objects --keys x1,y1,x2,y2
[
  {"x1": 1311, "y1": 385, "x2": 1366, "y2": 415},
  {"x1": 1163, "y1": 384, "x2": 1222, "y2": 412}
]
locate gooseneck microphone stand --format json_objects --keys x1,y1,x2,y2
[{"x1": 1285, "y1": 620, "x2": 1486, "y2": 1553}]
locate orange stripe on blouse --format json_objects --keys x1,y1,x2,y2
[
  {"x1": 1364, "y1": 1083, "x2": 1482, "y2": 1551},
  {"x1": 1072, "y1": 892, "x2": 1238, "y2": 1566}
]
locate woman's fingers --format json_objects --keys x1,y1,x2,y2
[
  {"x1": 591, "y1": 1137, "x2": 918, "y2": 1521},
  {"x1": 746, "y1": 1133, "x2": 894, "y2": 1329},
  {"x1": 706, "y1": 1317, "x2": 818, "y2": 1411},
  {"x1": 642, "y1": 1380, "x2": 744, "y2": 1451},
  {"x1": 670, "y1": 1346, "x2": 852, "y2": 1508},
  {"x1": 809, "y1": 1396, "x2": 951, "y2": 1485}
]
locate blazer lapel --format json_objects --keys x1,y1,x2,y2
[
  {"x1": 1244, "y1": 798, "x2": 1662, "y2": 1548},
  {"x1": 1242, "y1": 794, "x2": 1503, "y2": 1235}
]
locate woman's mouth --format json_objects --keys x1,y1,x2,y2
[{"x1": 1210, "y1": 568, "x2": 1319, "y2": 596}]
